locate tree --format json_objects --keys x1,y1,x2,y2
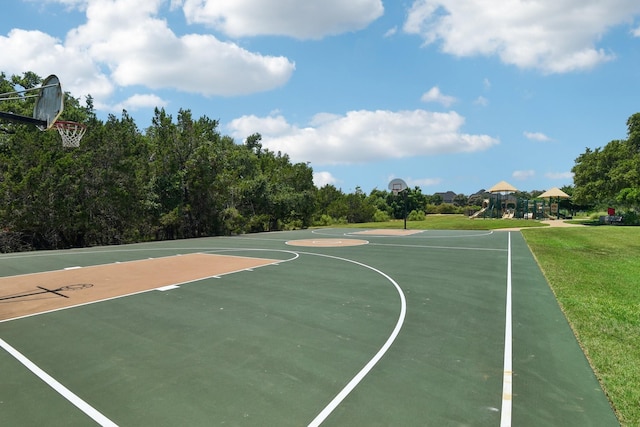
[
  {"x1": 315, "y1": 184, "x2": 346, "y2": 222},
  {"x1": 453, "y1": 193, "x2": 468, "y2": 207},
  {"x1": 344, "y1": 187, "x2": 376, "y2": 223},
  {"x1": 572, "y1": 113, "x2": 640, "y2": 211}
]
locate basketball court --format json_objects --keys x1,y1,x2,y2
[{"x1": 0, "y1": 229, "x2": 618, "y2": 426}]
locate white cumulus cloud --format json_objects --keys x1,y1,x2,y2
[
  {"x1": 407, "y1": 177, "x2": 442, "y2": 188},
  {"x1": 227, "y1": 109, "x2": 499, "y2": 165},
  {"x1": 513, "y1": 169, "x2": 535, "y2": 180},
  {"x1": 474, "y1": 96, "x2": 489, "y2": 106},
  {"x1": 524, "y1": 131, "x2": 551, "y2": 142},
  {"x1": 111, "y1": 94, "x2": 169, "y2": 112},
  {"x1": 421, "y1": 86, "x2": 457, "y2": 107},
  {"x1": 181, "y1": 0, "x2": 384, "y2": 39},
  {"x1": 403, "y1": 0, "x2": 640, "y2": 73},
  {"x1": 313, "y1": 171, "x2": 339, "y2": 188},
  {"x1": 0, "y1": 0, "x2": 296, "y2": 111},
  {"x1": 66, "y1": 0, "x2": 295, "y2": 96},
  {"x1": 545, "y1": 171, "x2": 574, "y2": 180}
]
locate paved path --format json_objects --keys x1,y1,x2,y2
[
  {"x1": 498, "y1": 219, "x2": 586, "y2": 231},
  {"x1": 539, "y1": 219, "x2": 585, "y2": 227}
]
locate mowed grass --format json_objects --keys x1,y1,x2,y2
[
  {"x1": 521, "y1": 227, "x2": 640, "y2": 426},
  {"x1": 333, "y1": 214, "x2": 547, "y2": 230}
]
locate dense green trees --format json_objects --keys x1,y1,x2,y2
[
  {"x1": 572, "y1": 113, "x2": 640, "y2": 212},
  {"x1": 3, "y1": 71, "x2": 638, "y2": 251},
  {"x1": 0, "y1": 72, "x2": 318, "y2": 251}
]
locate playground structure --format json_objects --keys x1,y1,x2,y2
[
  {"x1": 470, "y1": 182, "x2": 571, "y2": 220},
  {"x1": 470, "y1": 195, "x2": 566, "y2": 220}
]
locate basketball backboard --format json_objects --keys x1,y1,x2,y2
[
  {"x1": 388, "y1": 178, "x2": 408, "y2": 194},
  {"x1": 0, "y1": 74, "x2": 63, "y2": 130},
  {"x1": 34, "y1": 74, "x2": 64, "y2": 130}
]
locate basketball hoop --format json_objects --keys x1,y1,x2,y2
[{"x1": 54, "y1": 120, "x2": 86, "y2": 147}]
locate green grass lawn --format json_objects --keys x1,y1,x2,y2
[
  {"x1": 329, "y1": 216, "x2": 638, "y2": 425},
  {"x1": 522, "y1": 227, "x2": 640, "y2": 426},
  {"x1": 331, "y1": 214, "x2": 547, "y2": 230}
]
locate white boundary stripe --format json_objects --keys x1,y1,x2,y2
[
  {"x1": 0, "y1": 338, "x2": 118, "y2": 426},
  {"x1": 370, "y1": 242, "x2": 506, "y2": 252},
  {"x1": 310, "y1": 228, "x2": 494, "y2": 239},
  {"x1": 156, "y1": 284, "x2": 180, "y2": 291},
  {"x1": 305, "y1": 252, "x2": 407, "y2": 427},
  {"x1": 500, "y1": 232, "x2": 513, "y2": 426}
]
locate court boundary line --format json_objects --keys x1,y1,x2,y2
[
  {"x1": 0, "y1": 338, "x2": 118, "y2": 427},
  {"x1": 304, "y1": 251, "x2": 407, "y2": 427},
  {"x1": 500, "y1": 232, "x2": 513, "y2": 426},
  {"x1": 369, "y1": 242, "x2": 507, "y2": 252},
  {"x1": 311, "y1": 228, "x2": 495, "y2": 239}
]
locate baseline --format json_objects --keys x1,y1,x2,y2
[
  {"x1": 0, "y1": 338, "x2": 118, "y2": 427},
  {"x1": 311, "y1": 228, "x2": 495, "y2": 239}
]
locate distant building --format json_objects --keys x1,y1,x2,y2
[{"x1": 435, "y1": 191, "x2": 457, "y2": 204}]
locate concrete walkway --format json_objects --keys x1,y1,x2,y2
[
  {"x1": 539, "y1": 219, "x2": 586, "y2": 227},
  {"x1": 498, "y1": 219, "x2": 586, "y2": 231}
]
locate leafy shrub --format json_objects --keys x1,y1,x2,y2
[
  {"x1": 407, "y1": 209, "x2": 426, "y2": 221},
  {"x1": 435, "y1": 203, "x2": 457, "y2": 214},
  {"x1": 247, "y1": 214, "x2": 271, "y2": 232},
  {"x1": 0, "y1": 231, "x2": 31, "y2": 253},
  {"x1": 622, "y1": 211, "x2": 639, "y2": 225},
  {"x1": 373, "y1": 209, "x2": 391, "y2": 222},
  {"x1": 283, "y1": 219, "x2": 304, "y2": 230},
  {"x1": 425, "y1": 204, "x2": 437, "y2": 214},
  {"x1": 314, "y1": 214, "x2": 334, "y2": 226},
  {"x1": 222, "y1": 207, "x2": 245, "y2": 235}
]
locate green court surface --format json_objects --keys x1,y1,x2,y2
[{"x1": 0, "y1": 229, "x2": 618, "y2": 426}]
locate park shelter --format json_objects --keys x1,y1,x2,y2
[{"x1": 537, "y1": 187, "x2": 571, "y2": 218}]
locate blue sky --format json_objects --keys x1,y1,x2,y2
[{"x1": 2, "y1": 0, "x2": 640, "y2": 196}]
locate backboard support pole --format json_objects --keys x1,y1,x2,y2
[{"x1": 0, "y1": 111, "x2": 47, "y2": 128}]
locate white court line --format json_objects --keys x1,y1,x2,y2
[
  {"x1": 500, "y1": 232, "x2": 513, "y2": 426},
  {"x1": 0, "y1": 338, "x2": 118, "y2": 426},
  {"x1": 305, "y1": 252, "x2": 406, "y2": 427},
  {"x1": 370, "y1": 242, "x2": 507, "y2": 252},
  {"x1": 310, "y1": 228, "x2": 495, "y2": 239}
]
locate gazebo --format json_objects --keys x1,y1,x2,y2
[
  {"x1": 538, "y1": 187, "x2": 571, "y2": 219},
  {"x1": 488, "y1": 181, "x2": 518, "y2": 218}
]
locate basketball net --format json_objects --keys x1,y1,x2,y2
[{"x1": 54, "y1": 120, "x2": 86, "y2": 148}]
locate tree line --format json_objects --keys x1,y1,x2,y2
[
  {"x1": 2, "y1": 72, "x2": 638, "y2": 251},
  {"x1": 572, "y1": 112, "x2": 640, "y2": 222},
  {"x1": 1, "y1": 72, "x2": 321, "y2": 251},
  {"x1": 0, "y1": 72, "x2": 487, "y2": 252}
]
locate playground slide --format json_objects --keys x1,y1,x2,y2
[
  {"x1": 503, "y1": 211, "x2": 514, "y2": 219},
  {"x1": 470, "y1": 207, "x2": 487, "y2": 219}
]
